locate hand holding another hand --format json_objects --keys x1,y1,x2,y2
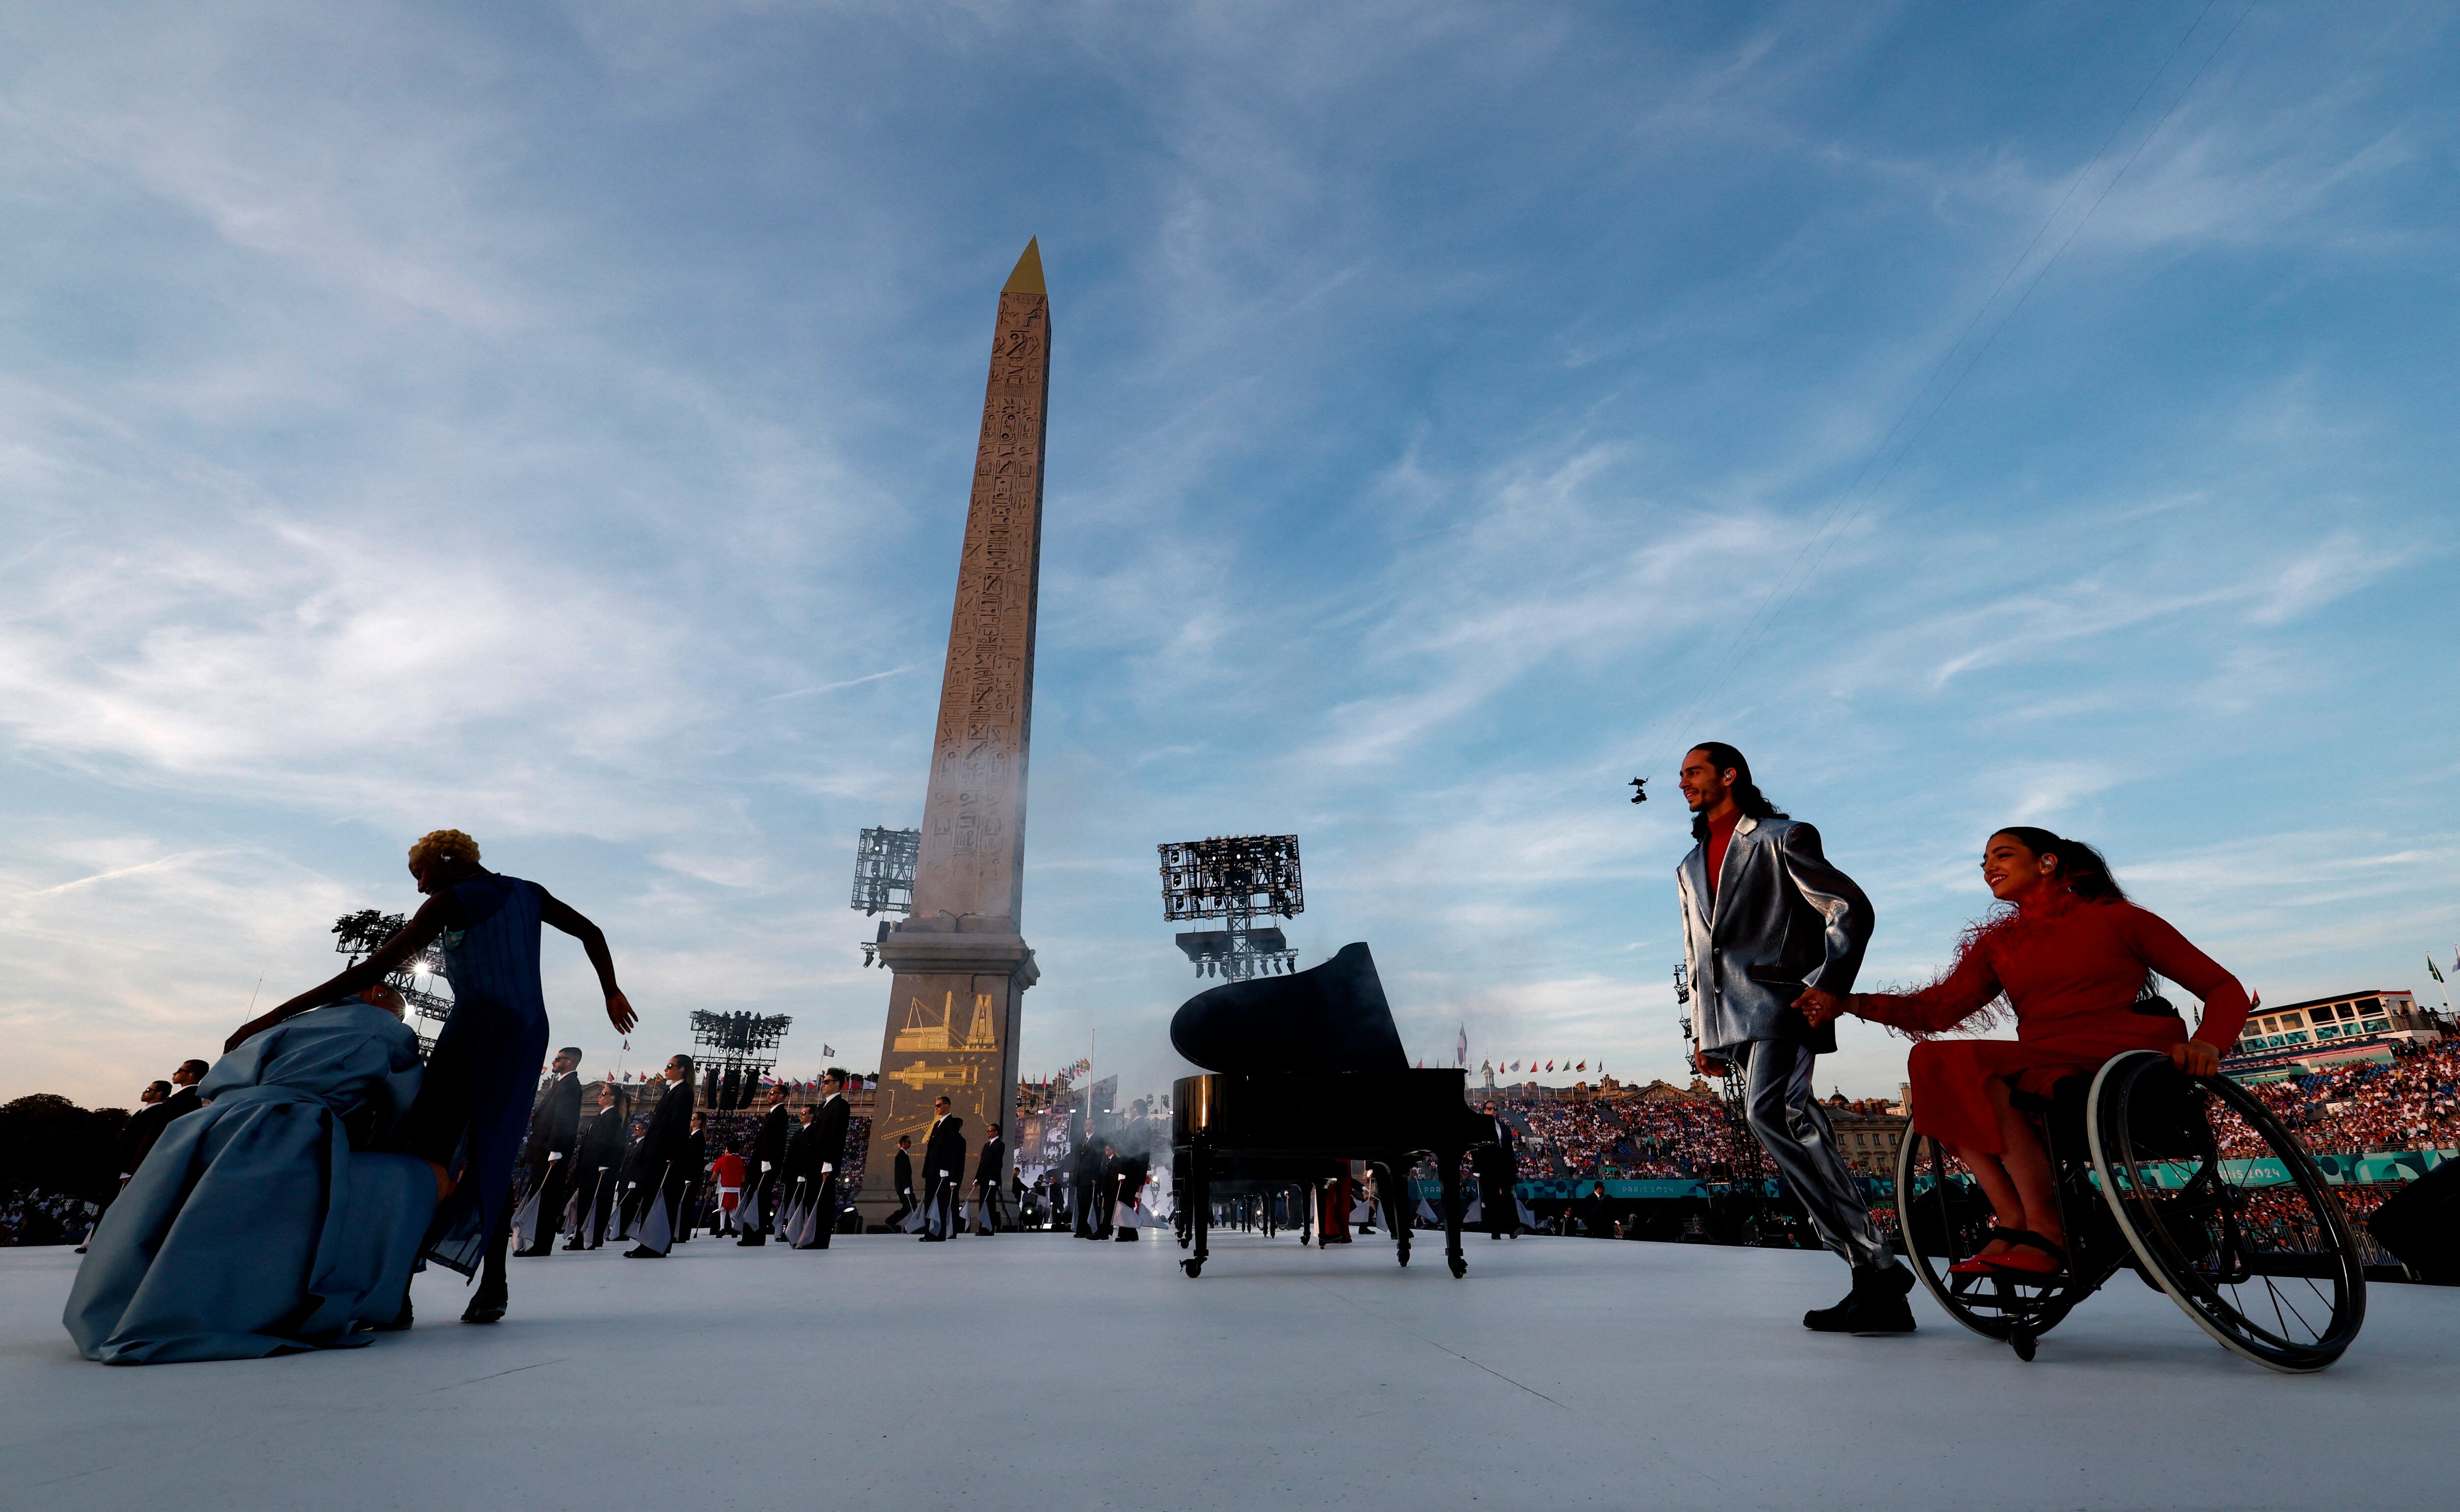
[{"x1": 1793, "y1": 987, "x2": 1847, "y2": 1027}]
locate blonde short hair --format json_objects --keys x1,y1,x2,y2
[{"x1": 408, "y1": 829, "x2": 482, "y2": 870}]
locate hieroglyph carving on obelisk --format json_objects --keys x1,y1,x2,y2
[{"x1": 860, "y1": 240, "x2": 1050, "y2": 1219}]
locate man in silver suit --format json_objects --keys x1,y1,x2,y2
[{"x1": 1675, "y1": 741, "x2": 1914, "y2": 1334}]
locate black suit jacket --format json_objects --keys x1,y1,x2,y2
[
  {"x1": 579, "y1": 1107, "x2": 629, "y2": 1168},
  {"x1": 523, "y1": 1073, "x2": 584, "y2": 1166},
  {"x1": 974, "y1": 1136, "x2": 1006, "y2": 1187},
  {"x1": 752, "y1": 1104, "x2": 790, "y2": 1169},
  {"x1": 893, "y1": 1148, "x2": 914, "y2": 1196},
  {"x1": 162, "y1": 1084, "x2": 203, "y2": 1121},
  {"x1": 639, "y1": 1079, "x2": 695, "y2": 1172},
  {"x1": 120, "y1": 1101, "x2": 177, "y2": 1177},
  {"x1": 922, "y1": 1115, "x2": 966, "y2": 1183},
  {"x1": 810, "y1": 1095, "x2": 851, "y2": 1173}
]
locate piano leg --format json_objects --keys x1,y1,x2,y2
[
  {"x1": 1370, "y1": 1159, "x2": 1407, "y2": 1268},
  {"x1": 1439, "y1": 1146, "x2": 1468, "y2": 1278},
  {"x1": 1182, "y1": 1139, "x2": 1209, "y2": 1279}
]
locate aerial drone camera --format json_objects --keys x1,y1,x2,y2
[{"x1": 1629, "y1": 776, "x2": 1649, "y2": 804}]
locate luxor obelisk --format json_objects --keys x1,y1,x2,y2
[{"x1": 860, "y1": 239, "x2": 1049, "y2": 1222}]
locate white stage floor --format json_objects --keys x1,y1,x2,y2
[{"x1": 3, "y1": 1231, "x2": 2452, "y2": 1510}]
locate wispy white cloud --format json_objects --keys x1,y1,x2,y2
[{"x1": 2, "y1": 1, "x2": 2456, "y2": 1110}]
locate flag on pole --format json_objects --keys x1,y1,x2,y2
[
  {"x1": 2431, "y1": 956, "x2": 2446, "y2": 985},
  {"x1": 1456, "y1": 1025, "x2": 1468, "y2": 1067}
]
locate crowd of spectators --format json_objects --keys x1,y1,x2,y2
[
  {"x1": 1, "y1": 1189, "x2": 95, "y2": 1247},
  {"x1": 1503, "y1": 1096, "x2": 1764, "y2": 1180},
  {"x1": 2217, "y1": 1041, "x2": 2460, "y2": 1157}
]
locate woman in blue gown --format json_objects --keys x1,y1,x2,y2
[
  {"x1": 64, "y1": 990, "x2": 437, "y2": 1363},
  {"x1": 222, "y1": 829, "x2": 638, "y2": 1325}
]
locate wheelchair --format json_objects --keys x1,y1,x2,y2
[{"x1": 1894, "y1": 1048, "x2": 2366, "y2": 1371}]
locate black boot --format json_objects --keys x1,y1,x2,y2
[
  {"x1": 1804, "y1": 1263, "x2": 1916, "y2": 1334},
  {"x1": 463, "y1": 1229, "x2": 512, "y2": 1323}
]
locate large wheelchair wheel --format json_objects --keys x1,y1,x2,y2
[
  {"x1": 1894, "y1": 1127, "x2": 2019, "y2": 1341},
  {"x1": 2087, "y1": 1049, "x2": 2366, "y2": 1373}
]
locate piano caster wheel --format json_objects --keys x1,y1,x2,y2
[
  {"x1": 1182, "y1": 1258, "x2": 1203, "y2": 1279},
  {"x1": 1448, "y1": 1255, "x2": 1467, "y2": 1279}
]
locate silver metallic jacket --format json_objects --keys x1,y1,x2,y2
[{"x1": 1676, "y1": 815, "x2": 1875, "y2": 1053}]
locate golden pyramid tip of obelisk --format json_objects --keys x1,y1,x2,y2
[{"x1": 1003, "y1": 237, "x2": 1046, "y2": 295}]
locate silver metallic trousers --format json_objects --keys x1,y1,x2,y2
[{"x1": 1741, "y1": 1038, "x2": 1894, "y2": 1270}]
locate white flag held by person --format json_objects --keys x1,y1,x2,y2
[
  {"x1": 510, "y1": 1186, "x2": 543, "y2": 1250},
  {"x1": 634, "y1": 1164, "x2": 676, "y2": 1254}
]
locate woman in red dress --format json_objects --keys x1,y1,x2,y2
[{"x1": 1808, "y1": 828, "x2": 2250, "y2": 1276}]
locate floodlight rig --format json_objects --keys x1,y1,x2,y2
[
  {"x1": 1158, "y1": 833, "x2": 1304, "y2": 982},
  {"x1": 332, "y1": 909, "x2": 453, "y2": 1055},
  {"x1": 850, "y1": 825, "x2": 921, "y2": 966},
  {"x1": 1675, "y1": 960, "x2": 1768, "y2": 1182},
  {"x1": 688, "y1": 1009, "x2": 793, "y2": 1112}
]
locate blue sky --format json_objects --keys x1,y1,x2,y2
[{"x1": 5, "y1": 2, "x2": 2456, "y2": 1111}]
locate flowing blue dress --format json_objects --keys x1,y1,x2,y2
[
  {"x1": 63, "y1": 1002, "x2": 436, "y2": 1364},
  {"x1": 408, "y1": 871, "x2": 552, "y2": 1275}
]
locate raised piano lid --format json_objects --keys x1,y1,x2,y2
[{"x1": 1169, "y1": 942, "x2": 1408, "y2": 1075}]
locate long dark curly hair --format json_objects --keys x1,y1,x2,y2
[
  {"x1": 1991, "y1": 826, "x2": 2127, "y2": 902},
  {"x1": 1688, "y1": 741, "x2": 1787, "y2": 841}
]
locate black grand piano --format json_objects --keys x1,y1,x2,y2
[{"x1": 1170, "y1": 942, "x2": 1493, "y2": 1279}]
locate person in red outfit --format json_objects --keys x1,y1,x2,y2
[{"x1": 1810, "y1": 827, "x2": 2250, "y2": 1277}]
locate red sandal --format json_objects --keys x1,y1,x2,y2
[
  {"x1": 1948, "y1": 1227, "x2": 2064, "y2": 1277},
  {"x1": 1980, "y1": 1228, "x2": 2066, "y2": 1277}
]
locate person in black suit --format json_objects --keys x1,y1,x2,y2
[
  {"x1": 739, "y1": 1084, "x2": 791, "y2": 1246},
  {"x1": 679, "y1": 1113, "x2": 712, "y2": 1241},
  {"x1": 1070, "y1": 1136, "x2": 1102, "y2": 1238},
  {"x1": 568, "y1": 1084, "x2": 629, "y2": 1249},
  {"x1": 160, "y1": 1059, "x2": 210, "y2": 1122},
  {"x1": 117, "y1": 1080, "x2": 176, "y2": 1185},
  {"x1": 625, "y1": 1055, "x2": 697, "y2": 1258},
  {"x1": 1476, "y1": 1101, "x2": 1521, "y2": 1240},
  {"x1": 616, "y1": 1115, "x2": 651, "y2": 1237},
  {"x1": 80, "y1": 1079, "x2": 175, "y2": 1253},
  {"x1": 514, "y1": 1047, "x2": 585, "y2": 1257},
  {"x1": 920, "y1": 1100, "x2": 966, "y2": 1241},
  {"x1": 972, "y1": 1122, "x2": 1009, "y2": 1235},
  {"x1": 799, "y1": 1068, "x2": 852, "y2": 1250},
  {"x1": 1112, "y1": 1147, "x2": 1151, "y2": 1242},
  {"x1": 888, "y1": 1135, "x2": 917, "y2": 1231},
  {"x1": 1093, "y1": 1142, "x2": 1123, "y2": 1240}
]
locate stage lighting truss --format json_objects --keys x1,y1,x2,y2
[
  {"x1": 851, "y1": 827, "x2": 920, "y2": 917},
  {"x1": 1158, "y1": 833, "x2": 1304, "y2": 982},
  {"x1": 1672, "y1": 961, "x2": 1768, "y2": 1180},
  {"x1": 687, "y1": 1010, "x2": 794, "y2": 1111},
  {"x1": 852, "y1": 825, "x2": 921, "y2": 965},
  {"x1": 332, "y1": 908, "x2": 454, "y2": 1054}
]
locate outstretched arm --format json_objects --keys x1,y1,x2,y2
[
  {"x1": 227, "y1": 895, "x2": 456, "y2": 1050},
  {"x1": 537, "y1": 889, "x2": 639, "y2": 1036}
]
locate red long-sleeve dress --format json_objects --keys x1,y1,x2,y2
[{"x1": 1854, "y1": 892, "x2": 2251, "y2": 1154}]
